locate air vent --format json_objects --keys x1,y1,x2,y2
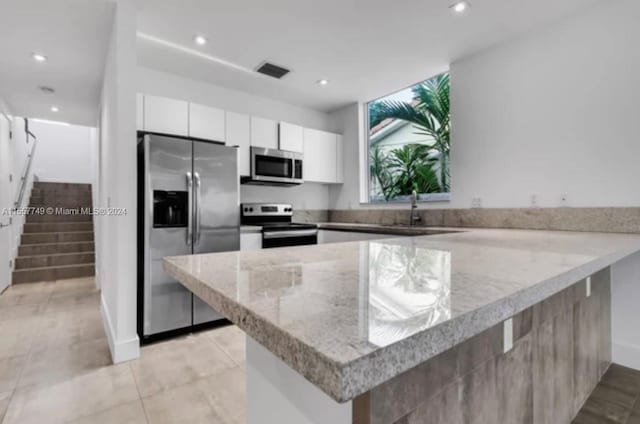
[{"x1": 255, "y1": 62, "x2": 290, "y2": 79}]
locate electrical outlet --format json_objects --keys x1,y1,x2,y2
[
  {"x1": 503, "y1": 318, "x2": 513, "y2": 353},
  {"x1": 586, "y1": 276, "x2": 592, "y2": 297},
  {"x1": 560, "y1": 194, "x2": 568, "y2": 206},
  {"x1": 471, "y1": 197, "x2": 482, "y2": 208},
  {"x1": 530, "y1": 194, "x2": 538, "y2": 207}
]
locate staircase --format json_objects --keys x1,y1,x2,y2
[{"x1": 12, "y1": 182, "x2": 95, "y2": 284}]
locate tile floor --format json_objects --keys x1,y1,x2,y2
[
  {"x1": 2, "y1": 277, "x2": 639, "y2": 424},
  {"x1": 0, "y1": 277, "x2": 246, "y2": 424}
]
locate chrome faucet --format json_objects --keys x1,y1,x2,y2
[{"x1": 409, "y1": 190, "x2": 421, "y2": 226}]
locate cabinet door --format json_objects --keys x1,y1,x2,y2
[
  {"x1": 136, "y1": 93, "x2": 144, "y2": 130},
  {"x1": 336, "y1": 134, "x2": 344, "y2": 184},
  {"x1": 241, "y1": 233, "x2": 262, "y2": 251},
  {"x1": 189, "y1": 103, "x2": 226, "y2": 142},
  {"x1": 279, "y1": 122, "x2": 304, "y2": 153},
  {"x1": 303, "y1": 128, "x2": 337, "y2": 183},
  {"x1": 250, "y1": 117, "x2": 278, "y2": 149},
  {"x1": 226, "y1": 112, "x2": 251, "y2": 176},
  {"x1": 144, "y1": 95, "x2": 189, "y2": 136}
]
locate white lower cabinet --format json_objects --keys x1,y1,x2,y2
[
  {"x1": 241, "y1": 233, "x2": 262, "y2": 251},
  {"x1": 317, "y1": 230, "x2": 395, "y2": 244}
]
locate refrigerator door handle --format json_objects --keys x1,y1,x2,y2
[
  {"x1": 186, "y1": 172, "x2": 193, "y2": 245},
  {"x1": 194, "y1": 172, "x2": 202, "y2": 245}
]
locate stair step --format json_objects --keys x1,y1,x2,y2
[
  {"x1": 19, "y1": 241, "x2": 95, "y2": 256},
  {"x1": 21, "y1": 231, "x2": 94, "y2": 245},
  {"x1": 12, "y1": 263, "x2": 95, "y2": 284},
  {"x1": 23, "y1": 222, "x2": 94, "y2": 233},
  {"x1": 26, "y1": 214, "x2": 93, "y2": 223},
  {"x1": 15, "y1": 252, "x2": 95, "y2": 270},
  {"x1": 28, "y1": 201, "x2": 93, "y2": 208},
  {"x1": 32, "y1": 182, "x2": 92, "y2": 191}
]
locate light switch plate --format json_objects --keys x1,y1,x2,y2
[
  {"x1": 503, "y1": 318, "x2": 513, "y2": 353},
  {"x1": 586, "y1": 276, "x2": 592, "y2": 297}
]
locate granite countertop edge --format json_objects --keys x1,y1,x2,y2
[{"x1": 163, "y1": 229, "x2": 640, "y2": 403}]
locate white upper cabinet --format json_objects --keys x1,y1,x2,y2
[
  {"x1": 250, "y1": 117, "x2": 278, "y2": 149},
  {"x1": 226, "y1": 111, "x2": 251, "y2": 176},
  {"x1": 189, "y1": 103, "x2": 226, "y2": 142},
  {"x1": 303, "y1": 128, "x2": 338, "y2": 183},
  {"x1": 278, "y1": 122, "x2": 304, "y2": 153},
  {"x1": 143, "y1": 95, "x2": 189, "y2": 136},
  {"x1": 136, "y1": 93, "x2": 144, "y2": 130}
]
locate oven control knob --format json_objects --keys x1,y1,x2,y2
[{"x1": 249, "y1": 208, "x2": 254, "y2": 212}]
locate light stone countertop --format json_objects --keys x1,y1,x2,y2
[{"x1": 163, "y1": 228, "x2": 640, "y2": 403}]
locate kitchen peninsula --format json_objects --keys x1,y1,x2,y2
[{"x1": 163, "y1": 228, "x2": 640, "y2": 424}]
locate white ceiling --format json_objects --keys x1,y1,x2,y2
[
  {"x1": 0, "y1": 0, "x2": 114, "y2": 126},
  {"x1": 136, "y1": 0, "x2": 603, "y2": 113}
]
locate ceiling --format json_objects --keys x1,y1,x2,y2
[
  {"x1": 136, "y1": 0, "x2": 603, "y2": 113},
  {"x1": 0, "y1": 0, "x2": 114, "y2": 126}
]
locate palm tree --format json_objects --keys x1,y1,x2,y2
[
  {"x1": 379, "y1": 73, "x2": 450, "y2": 191},
  {"x1": 387, "y1": 144, "x2": 440, "y2": 195}
]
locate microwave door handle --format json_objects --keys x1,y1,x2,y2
[
  {"x1": 186, "y1": 172, "x2": 193, "y2": 246},
  {"x1": 194, "y1": 172, "x2": 202, "y2": 245}
]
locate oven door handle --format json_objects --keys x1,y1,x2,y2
[{"x1": 263, "y1": 229, "x2": 318, "y2": 239}]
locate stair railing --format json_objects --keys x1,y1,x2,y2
[{"x1": 14, "y1": 118, "x2": 37, "y2": 210}]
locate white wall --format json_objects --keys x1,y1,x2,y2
[
  {"x1": 611, "y1": 251, "x2": 640, "y2": 370},
  {"x1": 0, "y1": 99, "x2": 13, "y2": 292},
  {"x1": 450, "y1": 0, "x2": 640, "y2": 209},
  {"x1": 29, "y1": 120, "x2": 96, "y2": 184},
  {"x1": 97, "y1": 0, "x2": 139, "y2": 363},
  {"x1": 330, "y1": 0, "x2": 640, "y2": 210},
  {"x1": 137, "y1": 66, "x2": 333, "y2": 210}
]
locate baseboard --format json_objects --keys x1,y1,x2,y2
[
  {"x1": 100, "y1": 293, "x2": 140, "y2": 363},
  {"x1": 612, "y1": 341, "x2": 640, "y2": 370}
]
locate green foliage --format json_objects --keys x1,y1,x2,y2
[
  {"x1": 369, "y1": 144, "x2": 441, "y2": 201},
  {"x1": 376, "y1": 73, "x2": 450, "y2": 193},
  {"x1": 368, "y1": 102, "x2": 387, "y2": 129}
]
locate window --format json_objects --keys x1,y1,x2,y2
[{"x1": 365, "y1": 72, "x2": 450, "y2": 203}]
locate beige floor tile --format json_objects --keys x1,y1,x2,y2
[
  {"x1": 0, "y1": 287, "x2": 52, "y2": 307},
  {"x1": 131, "y1": 333, "x2": 237, "y2": 398},
  {"x1": 142, "y1": 379, "x2": 233, "y2": 424},
  {"x1": 2, "y1": 282, "x2": 55, "y2": 297},
  {"x1": 34, "y1": 307, "x2": 106, "y2": 350},
  {"x1": 67, "y1": 400, "x2": 148, "y2": 424},
  {"x1": 3, "y1": 363, "x2": 139, "y2": 424},
  {"x1": 0, "y1": 303, "x2": 48, "y2": 322},
  {"x1": 18, "y1": 338, "x2": 112, "y2": 388},
  {"x1": 0, "y1": 318, "x2": 39, "y2": 360},
  {"x1": 51, "y1": 277, "x2": 97, "y2": 298},
  {"x1": 43, "y1": 291, "x2": 100, "y2": 314},
  {"x1": 0, "y1": 390, "x2": 12, "y2": 422},
  {"x1": 206, "y1": 326, "x2": 246, "y2": 366},
  {"x1": 203, "y1": 366, "x2": 246, "y2": 424},
  {"x1": 0, "y1": 356, "x2": 27, "y2": 393}
]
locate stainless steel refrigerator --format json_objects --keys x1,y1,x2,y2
[{"x1": 137, "y1": 133, "x2": 239, "y2": 342}]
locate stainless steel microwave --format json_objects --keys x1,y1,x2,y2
[{"x1": 247, "y1": 146, "x2": 303, "y2": 186}]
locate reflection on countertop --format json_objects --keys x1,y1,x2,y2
[
  {"x1": 163, "y1": 227, "x2": 640, "y2": 402},
  {"x1": 368, "y1": 243, "x2": 451, "y2": 347}
]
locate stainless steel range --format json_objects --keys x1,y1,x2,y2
[{"x1": 240, "y1": 203, "x2": 318, "y2": 248}]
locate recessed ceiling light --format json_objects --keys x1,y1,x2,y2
[
  {"x1": 317, "y1": 79, "x2": 329, "y2": 86},
  {"x1": 32, "y1": 52, "x2": 47, "y2": 62},
  {"x1": 450, "y1": 1, "x2": 470, "y2": 13},
  {"x1": 50, "y1": 106, "x2": 59, "y2": 112},
  {"x1": 194, "y1": 35, "x2": 207, "y2": 46}
]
